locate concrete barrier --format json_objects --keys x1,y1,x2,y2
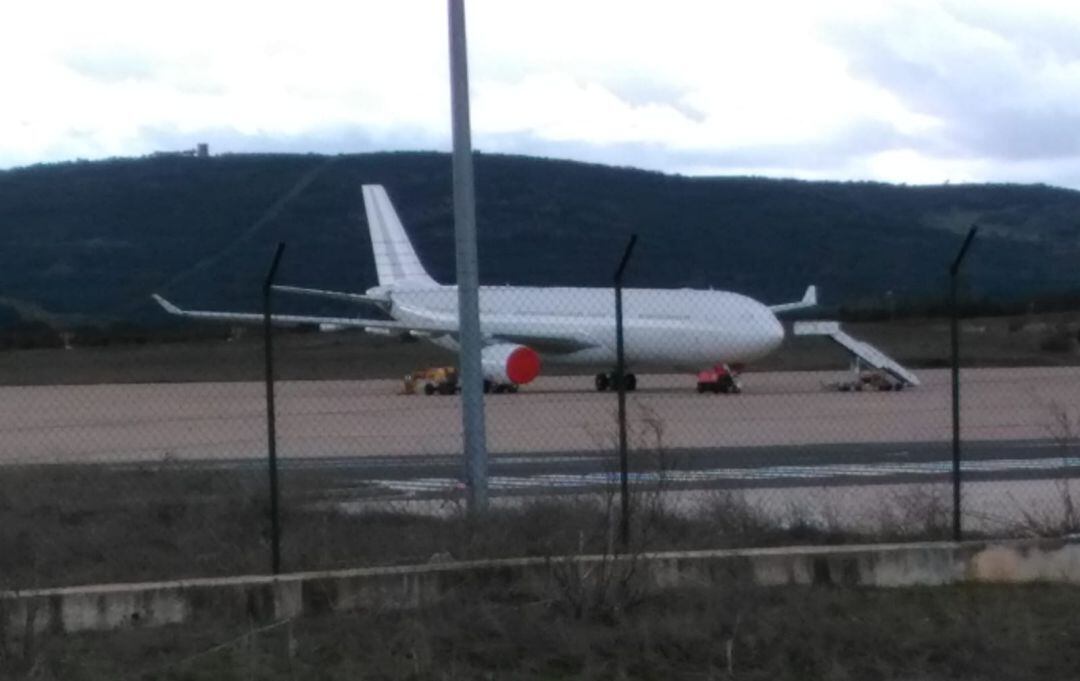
[{"x1": 4, "y1": 538, "x2": 1079, "y2": 639}]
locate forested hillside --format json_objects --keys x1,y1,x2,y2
[{"x1": 0, "y1": 151, "x2": 1078, "y2": 328}]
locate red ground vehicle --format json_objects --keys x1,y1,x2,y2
[{"x1": 696, "y1": 364, "x2": 742, "y2": 394}]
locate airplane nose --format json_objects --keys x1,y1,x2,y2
[{"x1": 767, "y1": 314, "x2": 784, "y2": 349}]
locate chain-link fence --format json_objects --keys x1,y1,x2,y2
[{"x1": 3, "y1": 278, "x2": 1079, "y2": 592}]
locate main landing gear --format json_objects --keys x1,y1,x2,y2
[
  {"x1": 483, "y1": 380, "x2": 519, "y2": 394},
  {"x1": 595, "y1": 371, "x2": 637, "y2": 392}
]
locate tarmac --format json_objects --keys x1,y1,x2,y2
[
  {"x1": 0, "y1": 366, "x2": 1077, "y2": 465},
  {"x1": 3, "y1": 366, "x2": 1079, "y2": 540}
]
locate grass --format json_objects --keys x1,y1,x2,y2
[
  {"x1": 0, "y1": 460, "x2": 959, "y2": 591},
  {"x1": 10, "y1": 583, "x2": 1080, "y2": 680}
]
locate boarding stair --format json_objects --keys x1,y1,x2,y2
[{"x1": 793, "y1": 321, "x2": 920, "y2": 387}]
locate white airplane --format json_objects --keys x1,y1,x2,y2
[{"x1": 153, "y1": 185, "x2": 817, "y2": 391}]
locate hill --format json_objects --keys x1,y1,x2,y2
[{"x1": 0, "y1": 152, "x2": 1078, "y2": 328}]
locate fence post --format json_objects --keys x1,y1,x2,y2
[
  {"x1": 263, "y1": 242, "x2": 286, "y2": 574},
  {"x1": 448, "y1": 0, "x2": 489, "y2": 514},
  {"x1": 614, "y1": 234, "x2": 638, "y2": 550},
  {"x1": 950, "y1": 225, "x2": 977, "y2": 542}
]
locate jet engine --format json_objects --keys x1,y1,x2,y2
[{"x1": 481, "y1": 344, "x2": 541, "y2": 385}]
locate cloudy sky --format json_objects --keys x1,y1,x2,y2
[{"x1": 3, "y1": 0, "x2": 1080, "y2": 188}]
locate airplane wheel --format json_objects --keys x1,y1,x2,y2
[
  {"x1": 424, "y1": 383, "x2": 436, "y2": 396},
  {"x1": 595, "y1": 373, "x2": 609, "y2": 392}
]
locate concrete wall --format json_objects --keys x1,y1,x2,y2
[{"x1": 4, "y1": 539, "x2": 1080, "y2": 640}]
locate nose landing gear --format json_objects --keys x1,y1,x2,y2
[{"x1": 595, "y1": 371, "x2": 637, "y2": 392}]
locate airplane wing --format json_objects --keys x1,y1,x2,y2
[
  {"x1": 490, "y1": 332, "x2": 597, "y2": 354},
  {"x1": 271, "y1": 284, "x2": 388, "y2": 308},
  {"x1": 151, "y1": 295, "x2": 454, "y2": 334},
  {"x1": 770, "y1": 285, "x2": 817, "y2": 314},
  {"x1": 153, "y1": 295, "x2": 598, "y2": 353}
]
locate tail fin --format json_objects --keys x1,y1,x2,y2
[
  {"x1": 769, "y1": 285, "x2": 818, "y2": 314},
  {"x1": 362, "y1": 185, "x2": 439, "y2": 288}
]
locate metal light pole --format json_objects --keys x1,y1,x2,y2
[
  {"x1": 262, "y1": 242, "x2": 286, "y2": 574},
  {"x1": 949, "y1": 225, "x2": 978, "y2": 542},
  {"x1": 614, "y1": 234, "x2": 638, "y2": 549},
  {"x1": 448, "y1": 0, "x2": 488, "y2": 513}
]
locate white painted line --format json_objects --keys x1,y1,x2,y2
[{"x1": 372, "y1": 456, "x2": 1080, "y2": 495}]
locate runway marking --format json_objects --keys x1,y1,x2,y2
[{"x1": 371, "y1": 456, "x2": 1080, "y2": 495}]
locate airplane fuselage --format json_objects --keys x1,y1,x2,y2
[{"x1": 386, "y1": 284, "x2": 785, "y2": 368}]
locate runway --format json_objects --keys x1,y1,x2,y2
[
  {"x1": 183, "y1": 438, "x2": 1072, "y2": 498},
  {"x1": 127, "y1": 437, "x2": 1077, "y2": 535},
  {"x1": 0, "y1": 367, "x2": 1077, "y2": 467}
]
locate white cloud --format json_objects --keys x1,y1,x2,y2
[
  {"x1": 474, "y1": 74, "x2": 697, "y2": 144},
  {"x1": 859, "y1": 149, "x2": 983, "y2": 185},
  {"x1": 1, "y1": 1, "x2": 1079, "y2": 188},
  {"x1": 827, "y1": 1, "x2": 1080, "y2": 161}
]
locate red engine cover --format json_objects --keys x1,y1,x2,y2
[
  {"x1": 481, "y1": 343, "x2": 541, "y2": 385},
  {"x1": 506, "y1": 346, "x2": 541, "y2": 384}
]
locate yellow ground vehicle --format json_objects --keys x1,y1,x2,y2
[
  {"x1": 403, "y1": 366, "x2": 520, "y2": 395},
  {"x1": 403, "y1": 367, "x2": 459, "y2": 395},
  {"x1": 826, "y1": 369, "x2": 906, "y2": 392}
]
